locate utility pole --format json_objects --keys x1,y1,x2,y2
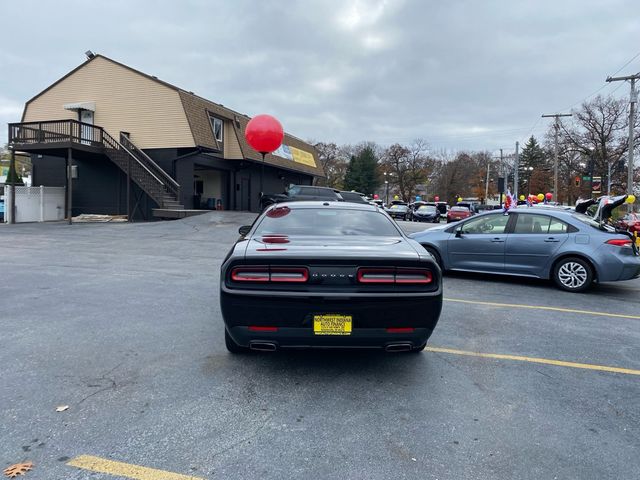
[
  {"x1": 514, "y1": 142, "x2": 520, "y2": 199},
  {"x1": 606, "y1": 72, "x2": 639, "y2": 196},
  {"x1": 542, "y1": 113, "x2": 572, "y2": 203},
  {"x1": 499, "y1": 148, "x2": 504, "y2": 207}
]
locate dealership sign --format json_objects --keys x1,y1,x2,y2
[
  {"x1": 592, "y1": 176, "x2": 602, "y2": 194},
  {"x1": 273, "y1": 144, "x2": 317, "y2": 168}
]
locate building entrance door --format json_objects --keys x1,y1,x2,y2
[{"x1": 79, "y1": 110, "x2": 94, "y2": 144}]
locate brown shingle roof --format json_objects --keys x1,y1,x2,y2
[
  {"x1": 178, "y1": 90, "x2": 324, "y2": 177},
  {"x1": 24, "y1": 54, "x2": 324, "y2": 177}
]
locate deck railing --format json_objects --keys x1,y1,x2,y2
[{"x1": 9, "y1": 119, "x2": 104, "y2": 146}]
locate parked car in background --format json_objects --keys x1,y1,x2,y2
[
  {"x1": 387, "y1": 204, "x2": 410, "y2": 221},
  {"x1": 260, "y1": 185, "x2": 343, "y2": 210},
  {"x1": 456, "y1": 202, "x2": 479, "y2": 214},
  {"x1": 412, "y1": 205, "x2": 440, "y2": 223},
  {"x1": 411, "y1": 208, "x2": 640, "y2": 292},
  {"x1": 340, "y1": 190, "x2": 369, "y2": 204},
  {"x1": 447, "y1": 206, "x2": 471, "y2": 222},
  {"x1": 617, "y1": 212, "x2": 640, "y2": 234},
  {"x1": 221, "y1": 201, "x2": 443, "y2": 352}
]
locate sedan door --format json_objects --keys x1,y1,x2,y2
[
  {"x1": 447, "y1": 213, "x2": 512, "y2": 272},
  {"x1": 504, "y1": 213, "x2": 570, "y2": 276}
]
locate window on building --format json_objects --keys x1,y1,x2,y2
[{"x1": 208, "y1": 114, "x2": 223, "y2": 143}]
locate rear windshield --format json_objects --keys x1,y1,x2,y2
[
  {"x1": 572, "y1": 213, "x2": 610, "y2": 232},
  {"x1": 389, "y1": 205, "x2": 408, "y2": 211},
  {"x1": 451, "y1": 206, "x2": 469, "y2": 212},
  {"x1": 255, "y1": 207, "x2": 401, "y2": 236},
  {"x1": 418, "y1": 206, "x2": 437, "y2": 212}
]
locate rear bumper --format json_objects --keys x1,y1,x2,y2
[
  {"x1": 221, "y1": 291, "x2": 442, "y2": 348},
  {"x1": 228, "y1": 326, "x2": 433, "y2": 349}
]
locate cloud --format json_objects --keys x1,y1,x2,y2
[{"x1": 0, "y1": 0, "x2": 638, "y2": 152}]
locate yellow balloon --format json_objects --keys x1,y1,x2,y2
[
  {"x1": 537, "y1": 193, "x2": 544, "y2": 201},
  {"x1": 457, "y1": 197, "x2": 463, "y2": 202},
  {"x1": 626, "y1": 194, "x2": 636, "y2": 204},
  {"x1": 519, "y1": 195, "x2": 525, "y2": 201}
]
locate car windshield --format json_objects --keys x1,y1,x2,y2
[
  {"x1": 418, "y1": 206, "x2": 436, "y2": 212},
  {"x1": 451, "y1": 207, "x2": 469, "y2": 212},
  {"x1": 390, "y1": 205, "x2": 408, "y2": 211},
  {"x1": 255, "y1": 207, "x2": 401, "y2": 236}
]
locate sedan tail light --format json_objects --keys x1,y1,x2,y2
[
  {"x1": 230, "y1": 266, "x2": 309, "y2": 283},
  {"x1": 606, "y1": 238, "x2": 632, "y2": 247},
  {"x1": 357, "y1": 267, "x2": 433, "y2": 285}
]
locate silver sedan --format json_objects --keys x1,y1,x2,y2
[{"x1": 410, "y1": 208, "x2": 640, "y2": 292}]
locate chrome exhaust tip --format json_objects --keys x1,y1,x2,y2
[
  {"x1": 249, "y1": 341, "x2": 277, "y2": 352},
  {"x1": 385, "y1": 343, "x2": 413, "y2": 352}
]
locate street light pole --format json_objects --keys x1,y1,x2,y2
[{"x1": 484, "y1": 156, "x2": 490, "y2": 203}]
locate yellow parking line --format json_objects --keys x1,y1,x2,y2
[
  {"x1": 426, "y1": 346, "x2": 640, "y2": 376},
  {"x1": 444, "y1": 297, "x2": 640, "y2": 320},
  {"x1": 67, "y1": 455, "x2": 205, "y2": 480}
]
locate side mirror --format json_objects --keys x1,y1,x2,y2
[
  {"x1": 238, "y1": 225, "x2": 251, "y2": 236},
  {"x1": 455, "y1": 226, "x2": 463, "y2": 238}
]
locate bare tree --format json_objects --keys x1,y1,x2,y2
[
  {"x1": 380, "y1": 139, "x2": 433, "y2": 201},
  {"x1": 555, "y1": 94, "x2": 640, "y2": 197}
]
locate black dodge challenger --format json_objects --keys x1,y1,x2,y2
[{"x1": 220, "y1": 201, "x2": 442, "y2": 353}]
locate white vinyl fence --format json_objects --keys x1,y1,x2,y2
[{"x1": 4, "y1": 186, "x2": 65, "y2": 223}]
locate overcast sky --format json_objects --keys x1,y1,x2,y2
[{"x1": 1, "y1": 0, "x2": 639, "y2": 154}]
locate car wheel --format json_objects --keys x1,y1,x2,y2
[
  {"x1": 552, "y1": 257, "x2": 593, "y2": 293},
  {"x1": 423, "y1": 246, "x2": 444, "y2": 271},
  {"x1": 225, "y1": 328, "x2": 249, "y2": 353}
]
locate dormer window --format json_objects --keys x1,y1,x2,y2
[{"x1": 208, "y1": 114, "x2": 223, "y2": 143}]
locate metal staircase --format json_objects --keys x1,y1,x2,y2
[{"x1": 102, "y1": 132, "x2": 182, "y2": 210}]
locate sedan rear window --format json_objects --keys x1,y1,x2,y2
[{"x1": 255, "y1": 208, "x2": 401, "y2": 236}]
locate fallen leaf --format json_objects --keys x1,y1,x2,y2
[
  {"x1": 55, "y1": 405, "x2": 69, "y2": 412},
  {"x1": 3, "y1": 462, "x2": 33, "y2": 478}
]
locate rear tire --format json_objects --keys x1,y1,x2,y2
[
  {"x1": 423, "y1": 246, "x2": 444, "y2": 271},
  {"x1": 225, "y1": 328, "x2": 249, "y2": 353},
  {"x1": 552, "y1": 257, "x2": 593, "y2": 293}
]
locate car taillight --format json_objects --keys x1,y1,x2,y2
[
  {"x1": 606, "y1": 238, "x2": 632, "y2": 247},
  {"x1": 357, "y1": 267, "x2": 433, "y2": 284},
  {"x1": 231, "y1": 267, "x2": 270, "y2": 282},
  {"x1": 230, "y1": 266, "x2": 309, "y2": 283},
  {"x1": 270, "y1": 267, "x2": 309, "y2": 282},
  {"x1": 395, "y1": 269, "x2": 433, "y2": 284}
]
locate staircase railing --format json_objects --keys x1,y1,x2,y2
[{"x1": 118, "y1": 134, "x2": 180, "y2": 200}]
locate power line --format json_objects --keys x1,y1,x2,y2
[{"x1": 560, "y1": 50, "x2": 640, "y2": 111}]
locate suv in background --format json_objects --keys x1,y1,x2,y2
[{"x1": 260, "y1": 185, "x2": 343, "y2": 210}]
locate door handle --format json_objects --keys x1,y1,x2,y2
[
  {"x1": 544, "y1": 238, "x2": 560, "y2": 242},
  {"x1": 491, "y1": 238, "x2": 505, "y2": 243}
]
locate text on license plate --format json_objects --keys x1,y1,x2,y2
[{"x1": 313, "y1": 314, "x2": 352, "y2": 335}]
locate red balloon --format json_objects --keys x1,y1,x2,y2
[
  {"x1": 545, "y1": 192, "x2": 553, "y2": 200},
  {"x1": 434, "y1": 196, "x2": 440, "y2": 202},
  {"x1": 373, "y1": 194, "x2": 379, "y2": 199},
  {"x1": 245, "y1": 114, "x2": 284, "y2": 153}
]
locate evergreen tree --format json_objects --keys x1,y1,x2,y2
[
  {"x1": 519, "y1": 135, "x2": 549, "y2": 194},
  {"x1": 343, "y1": 146, "x2": 379, "y2": 194}
]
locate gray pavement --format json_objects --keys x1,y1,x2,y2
[{"x1": 1, "y1": 213, "x2": 639, "y2": 479}]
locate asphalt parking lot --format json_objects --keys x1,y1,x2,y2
[{"x1": 1, "y1": 213, "x2": 639, "y2": 480}]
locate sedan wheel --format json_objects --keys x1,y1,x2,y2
[{"x1": 553, "y1": 257, "x2": 593, "y2": 293}]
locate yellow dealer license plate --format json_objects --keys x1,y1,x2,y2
[{"x1": 313, "y1": 314, "x2": 352, "y2": 336}]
